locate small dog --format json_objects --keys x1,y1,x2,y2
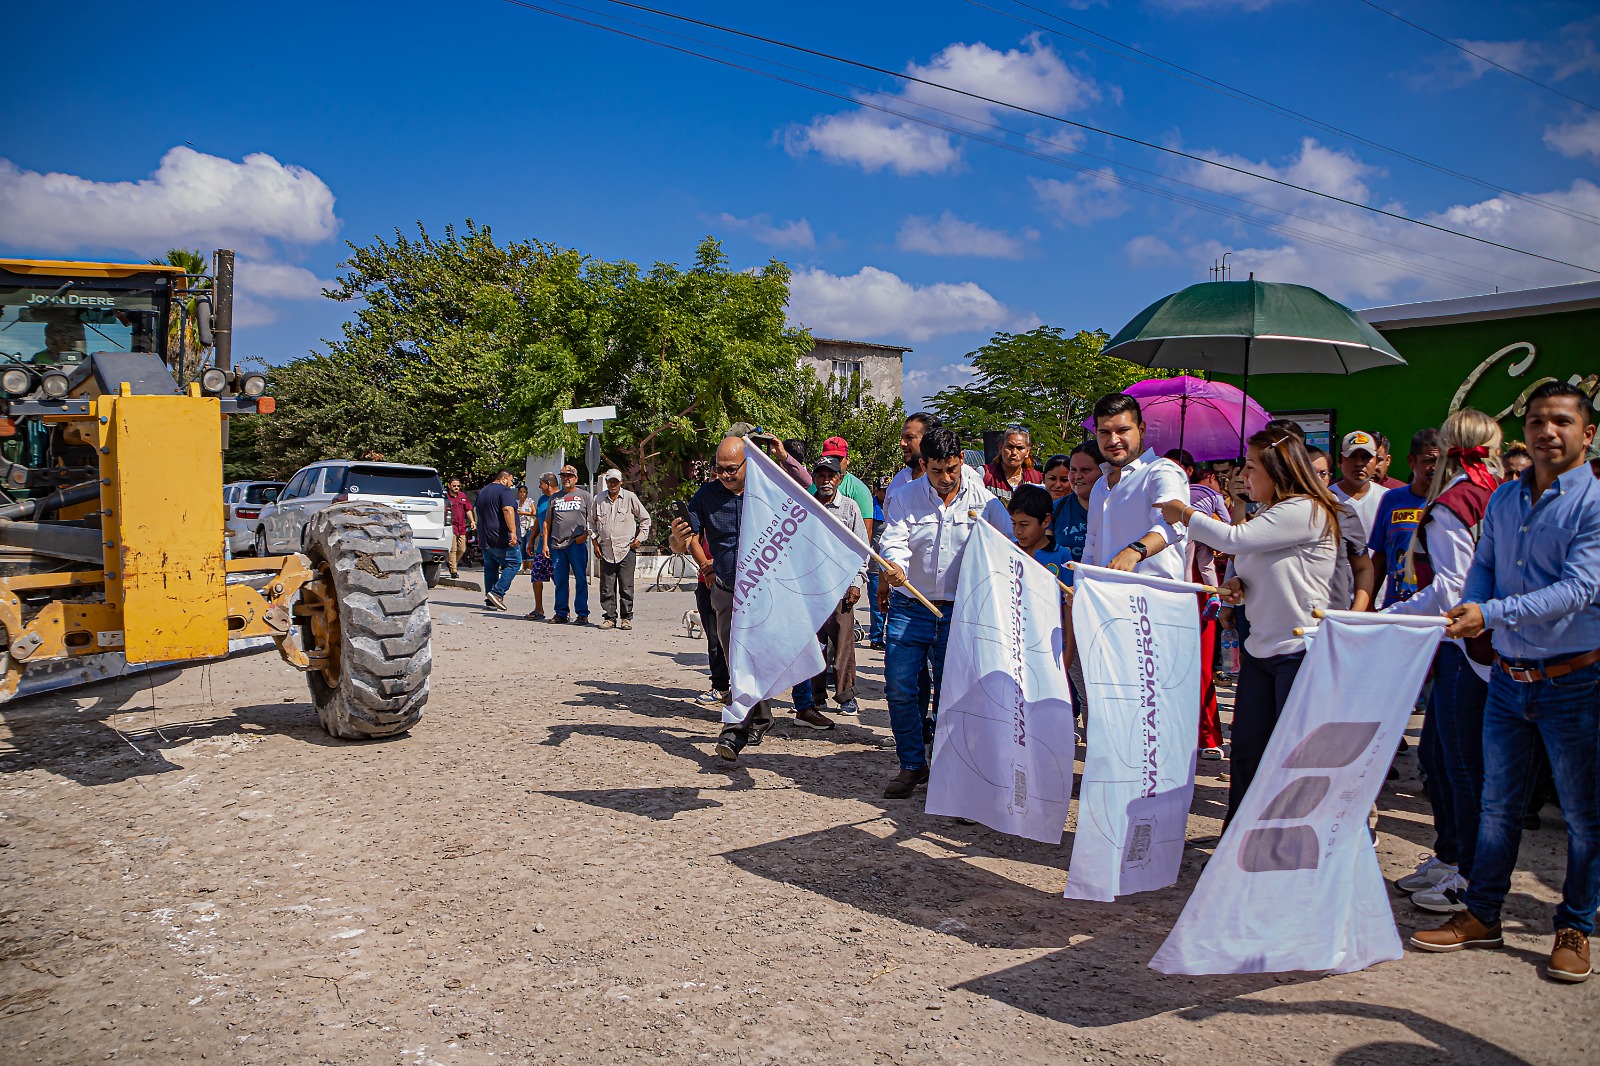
[{"x1": 683, "y1": 610, "x2": 703, "y2": 639}]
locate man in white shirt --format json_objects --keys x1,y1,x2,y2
[
  {"x1": 1082, "y1": 393, "x2": 1190, "y2": 582},
  {"x1": 878, "y1": 427, "x2": 995, "y2": 799},
  {"x1": 1331, "y1": 430, "x2": 1386, "y2": 541}
]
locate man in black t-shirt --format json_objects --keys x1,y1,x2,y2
[{"x1": 475, "y1": 470, "x2": 521, "y2": 611}]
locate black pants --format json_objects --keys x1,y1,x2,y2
[
  {"x1": 694, "y1": 582, "x2": 729, "y2": 691},
  {"x1": 598, "y1": 550, "x2": 636, "y2": 621},
  {"x1": 1227, "y1": 646, "x2": 1306, "y2": 825}
]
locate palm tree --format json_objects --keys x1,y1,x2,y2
[{"x1": 150, "y1": 248, "x2": 212, "y2": 383}]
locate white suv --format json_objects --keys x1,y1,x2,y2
[
  {"x1": 224, "y1": 480, "x2": 285, "y2": 556},
  {"x1": 255, "y1": 460, "x2": 451, "y2": 585}
]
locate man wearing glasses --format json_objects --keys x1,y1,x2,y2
[
  {"x1": 668, "y1": 431, "x2": 812, "y2": 762},
  {"x1": 543, "y1": 466, "x2": 594, "y2": 625}
]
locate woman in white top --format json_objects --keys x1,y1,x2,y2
[
  {"x1": 1158, "y1": 429, "x2": 1339, "y2": 824},
  {"x1": 1383, "y1": 409, "x2": 1502, "y2": 910}
]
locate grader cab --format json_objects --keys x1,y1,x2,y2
[{"x1": 0, "y1": 251, "x2": 431, "y2": 738}]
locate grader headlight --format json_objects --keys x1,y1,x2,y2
[
  {"x1": 39, "y1": 370, "x2": 70, "y2": 399},
  {"x1": 1, "y1": 367, "x2": 33, "y2": 396},
  {"x1": 238, "y1": 372, "x2": 267, "y2": 399},
  {"x1": 200, "y1": 367, "x2": 229, "y2": 395}
]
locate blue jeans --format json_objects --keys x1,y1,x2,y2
[
  {"x1": 1464, "y1": 661, "x2": 1600, "y2": 935},
  {"x1": 551, "y1": 542, "x2": 589, "y2": 619},
  {"x1": 482, "y1": 544, "x2": 522, "y2": 599},
  {"x1": 867, "y1": 571, "x2": 886, "y2": 643},
  {"x1": 885, "y1": 595, "x2": 951, "y2": 772},
  {"x1": 1432, "y1": 642, "x2": 1489, "y2": 877}
]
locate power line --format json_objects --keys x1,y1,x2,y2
[
  {"x1": 1353, "y1": 0, "x2": 1600, "y2": 113},
  {"x1": 504, "y1": 0, "x2": 1533, "y2": 289},
  {"x1": 580, "y1": 0, "x2": 1600, "y2": 275},
  {"x1": 963, "y1": 0, "x2": 1600, "y2": 227}
]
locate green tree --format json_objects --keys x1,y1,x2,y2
[
  {"x1": 150, "y1": 248, "x2": 212, "y2": 384},
  {"x1": 927, "y1": 326, "x2": 1161, "y2": 458},
  {"x1": 787, "y1": 370, "x2": 906, "y2": 485}
]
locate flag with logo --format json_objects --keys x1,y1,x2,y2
[
  {"x1": 925, "y1": 521, "x2": 1076, "y2": 843},
  {"x1": 727, "y1": 443, "x2": 870, "y2": 726},
  {"x1": 1150, "y1": 612, "x2": 1446, "y2": 975},
  {"x1": 1064, "y1": 562, "x2": 1202, "y2": 902}
]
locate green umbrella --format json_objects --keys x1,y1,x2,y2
[{"x1": 1103, "y1": 279, "x2": 1406, "y2": 452}]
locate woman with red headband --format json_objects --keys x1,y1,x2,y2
[{"x1": 1384, "y1": 408, "x2": 1504, "y2": 914}]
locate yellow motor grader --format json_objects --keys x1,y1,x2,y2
[{"x1": 0, "y1": 250, "x2": 430, "y2": 738}]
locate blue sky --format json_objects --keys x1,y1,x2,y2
[{"x1": 3, "y1": 0, "x2": 1597, "y2": 407}]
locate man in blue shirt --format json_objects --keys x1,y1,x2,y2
[
  {"x1": 1368, "y1": 429, "x2": 1441, "y2": 607},
  {"x1": 1413, "y1": 382, "x2": 1600, "y2": 984}
]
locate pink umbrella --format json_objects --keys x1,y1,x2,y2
[{"x1": 1080, "y1": 376, "x2": 1271, "y2": 461}]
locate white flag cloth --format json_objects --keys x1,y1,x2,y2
[
  {"x1": 1064, "y1": 562, "x2": 1202, "y2": 902},
  {"x1": 925, "y1": 521, "x2": 1076, "y2": 843},
  {"x1": 1151, "y1": 612, "x2": 1446, "y2": 975},
  {"x1": 726, "y1": 443, "x2": 871, "y2": 726}
]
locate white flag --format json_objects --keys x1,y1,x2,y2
[
  {"x1": 1064, "y1": 563, "x2": 1202, "y2": 902},
  {"x1": 925, "y1": 521, "x2": 1076, "y2": 843},
  {"x1": 1151, "y1": 612, "x2": 1445, "y2": 975},
  {"x1": 726, "y1": 444, "x2": 870, "y2": 725}
]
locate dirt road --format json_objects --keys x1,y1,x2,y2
[{"x1": 0, "y1": 579, "x2": 1590, "y2": 1064}]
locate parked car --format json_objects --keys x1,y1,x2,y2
[
  {"x1": 254, "y1": 460, "x2": 451, "y2": 586},
  {"x1": 223, "y1": 480, "x2": 285, "y2": 556}
]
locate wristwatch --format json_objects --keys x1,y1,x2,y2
[{"x1": 1125, "y1": 541, "x2": 1149, "y2": 559}]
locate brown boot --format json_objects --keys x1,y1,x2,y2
[
  {"x1": 883, "y1": 767, "x2": 929, "y2": 799},
  {"x1": 1409, "y1": 910, "x2": 1504, "y2": 952},
  {"x1": 1549, "y1": 929, "x2": 1592, "y2": 983}
]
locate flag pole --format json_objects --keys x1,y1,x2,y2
[{"x1": 870, "y1": 549, "x2": 944, "y2": 619}]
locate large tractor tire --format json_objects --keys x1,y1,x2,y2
[{"x1": 300, "y1": 503, "x2": 432, "y2": 739}]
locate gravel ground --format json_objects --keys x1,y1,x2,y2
[{"x1": 0, "y1": 576, "x2": 1590, "y2": 1064}]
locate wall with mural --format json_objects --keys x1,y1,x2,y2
[{"x1": 1226, "y1": 306, "x2": 1599, "y2": 482}]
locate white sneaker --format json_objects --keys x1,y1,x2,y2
[
  {"x1": 1411, "y1": 871, "x2": 1470, "y2": 913},
  {"x1": 1395, "y1": 854, "x2": 1457, "y2": 894},
  {"x1": 695, "y1": 689, "x2": 723, "y2": 705},
  {"x1": 1200, "y1": 746, "x2": 1224, "y2": 761}
]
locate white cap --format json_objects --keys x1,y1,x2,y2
[{"x1": 603, "y1": 468, "x2": 623, "y2": 483}]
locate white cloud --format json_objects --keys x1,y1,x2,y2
[
  {"x1": 1545, "y1": 112, "x2": 1600, "y2": 160},
  {"x1": 0, "y1": 147, "x2": 338, "y2": 257},
  {"x1": 903, "y1": 360, "x2": 979, "y2": 406},
  {"x1": 1032, "y1": 169, "x2": 1129, "y2": 225},
  {"x1": 1125, "y1": 235, "x2": 1177, "y2": 265},
  {"x1": 786, "y1": 36, "x2": 1100, "y2": 175},
  {"x1": 237, "y1": 260, "x2": 331, "y2": 301},
  {"x1": 1453, "y1": 17, "x2": 1600, "y2": 83},
  {"x1": 787, "y1": 266, "x2": 1012, "y2": 342},
  {"x1": 713, "y1": 212, "x2": 816, "y2": 249},
  {"x1": 1140, "y1": 137, "x2": 1600, "y2": 305},
  {"x1": 896, "y1": 212, "x2": 1036, "y2": 258}
]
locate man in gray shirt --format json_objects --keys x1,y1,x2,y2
[
  {"x1": 591, "y1": 468, "x2": 652, "y2": 631},
  {"x1": 542, "y1": 465, "x2": 594, "y2": 624},
  {"x1": 791, "y1": 453, "x2": 868, "y2": 728}
]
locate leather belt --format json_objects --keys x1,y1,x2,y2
[{"x1": 1495, "y1": 648, "x2": 1600, "y2": 683}]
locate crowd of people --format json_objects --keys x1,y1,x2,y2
[{"x1": 446, "y1": 379, "x2": 1600, "y2": 985}]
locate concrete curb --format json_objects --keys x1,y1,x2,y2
[{"x1": 439, "y1": 577, "x2": 483, "y2": 592}]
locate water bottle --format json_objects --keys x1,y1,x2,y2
[{"x1": 1220, "y1": 627, "x2": 1241, "y2": 677}]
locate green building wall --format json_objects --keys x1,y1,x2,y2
[{"x1": 1219, "y1": 305, "x2": 1600, "y2": 482}]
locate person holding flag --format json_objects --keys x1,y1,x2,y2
[
  {"x1": 878, "y1": 427, "x2": 999, "y2": 799},
  {"x1": 667, "y1": 433, "x2": 816, "y2": 762}
]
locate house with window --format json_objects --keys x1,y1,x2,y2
[{"x1": 802, "y1": 337, "x2": 909, "y2": 405}]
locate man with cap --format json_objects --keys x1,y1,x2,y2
[
  {"x1": 543, "y1": 465, "x2": 594, "y2": 624},
  {"x1": 792, "y1": 451, "x2": 868, "y2": 727},
  {"x1": 591, "y1": 468, "x2": 652, "y2": 631},
  {"x1": 811, "y1": 436, "x2": 875, "y2": 541},
  {"x1": 1332, "y1": 430, "x2": 1388, "y2": 544}
]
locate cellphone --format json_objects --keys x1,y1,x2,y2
[{"x1": 669, "y1": 500, "x2": 691, "y2": 525}]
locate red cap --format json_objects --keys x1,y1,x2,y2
[{"x1": 822, "y1": 436, "x2": 849, "y2": 458}]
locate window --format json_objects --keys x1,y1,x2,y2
[
  {"x1": 343, "y1": 466, "x2": 447, "y2": 500},
  {"x1": 280, "y1": 470, "x2": 311, "y2": 501},
  {"x1": 830, "y1": 358, "x2": 866, "y2": 406}
]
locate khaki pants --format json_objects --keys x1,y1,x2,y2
[
  {"x1": 448, "y1": 534, "x2": 468, "y2": 574},
  {"x1": 710, "y1": 582, "x2": 771, "y2": 734}
]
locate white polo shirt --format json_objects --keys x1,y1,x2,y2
[
  {"x1": 1082, "y1": 448, "x2": 1191, "y2": 583},
  {"x1": 880, "y1": 470, "x2": 1010, "y2": 602}
]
